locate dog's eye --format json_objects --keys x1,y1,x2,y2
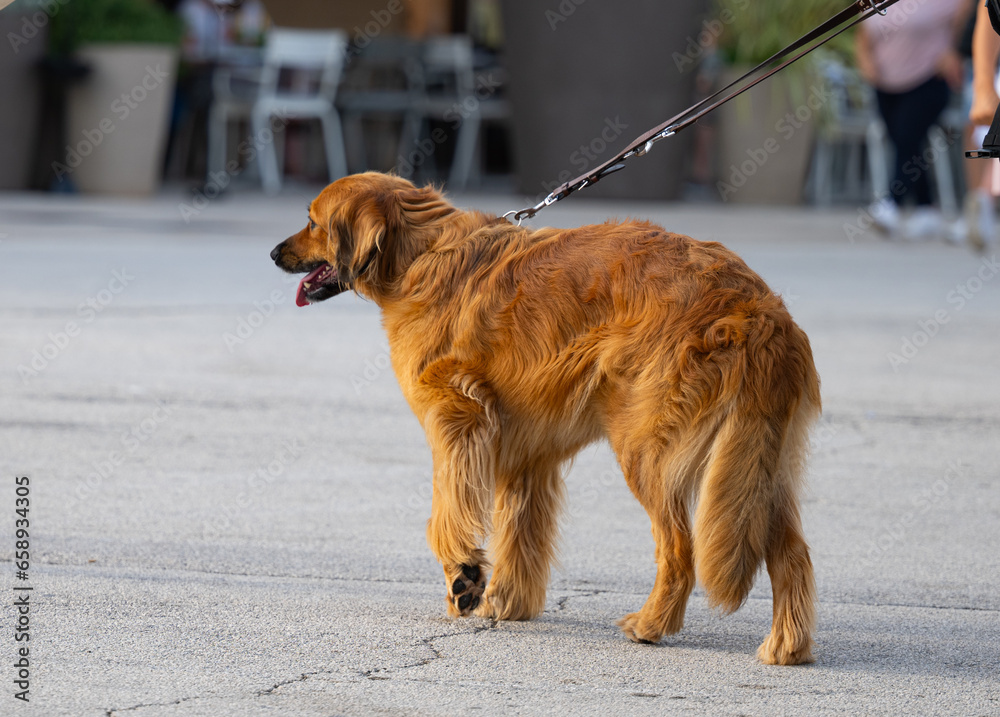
[{"x1": 309, "y1": 220, "x2": 318, "y2": 231}]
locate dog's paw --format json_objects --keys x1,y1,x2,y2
[
  {"x1": 757, "y1": 632, "x2": 814, "y2": 666},
  {"x1": 472, "y1": 591, "x2": 501, "y2": 619},
  {"x1": 446, "y1": 563, "x2": 487, "y2": 617},
  {"x1": 617, "y1": 612, "x2": 663, "y2": 644},
  {"x1": 474, "y1": 584, "x2": 543, "y2": 621}
]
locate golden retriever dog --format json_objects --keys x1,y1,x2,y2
[{"x1": 270, "y1": 172, "x2": 821, "y2": 665}]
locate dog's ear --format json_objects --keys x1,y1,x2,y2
[
  {"x1": 331, "y1": 197, "x2": 386, "y2": 284},
  {"x1": 395, "y1": 183, "x2": 453, "y2": 225},
  {"x1": 331, "y1": 178, "x2": 452, "y2": 294}
]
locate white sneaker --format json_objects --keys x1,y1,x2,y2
[
  {"x1": 868, "y1": 197, "x2": 901, "y2": 236},
  {"x1": 904, "y1": 207, "x2": 943, "y2": 241},
  {"x1": 946, "y1": 217, "x2": 967, "y2": 246}
]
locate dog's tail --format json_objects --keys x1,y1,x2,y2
[{"x1": 692, "y1": 315, "x2": 820, "y2": 613}]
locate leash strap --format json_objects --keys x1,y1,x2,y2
[{"x1": 506, "y1": 0, "x2": 899, "y2": 222}]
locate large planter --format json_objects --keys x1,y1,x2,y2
[
  {"x1": 0, "y1": 4, "x2": 46, "y2": 190},
  {"x1": 63, "y1": 44, "x2": 178, "y2": 195},
  {"x1": 501, "y1": 0, "x2": 707, "y2": 202},
  {"x1": 714, "y1": 68, "x2": 820, "y2": 205}
]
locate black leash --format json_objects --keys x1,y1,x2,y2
[{"x1": 505, "y1": 0, "x2": 900, "y2": 223}]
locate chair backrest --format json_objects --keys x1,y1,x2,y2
[
  {"x1": 260, "y1": 28, "x2": 348, "y2": 100},
  {"x1": 341, "y1": 36, "x2": 426, "y2": 95},
  {"x1": 422, "y1": 35, "x2": 475, "y2": 98}
]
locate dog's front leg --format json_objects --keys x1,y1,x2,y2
[
  {"x1": 418, "y1": 362, "x2": 497, "y2": 617},
  {"x1": 474, "y1": 461, "x2": 563, "y2": 621}
]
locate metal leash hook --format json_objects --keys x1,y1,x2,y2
[
  {"x1": 633, "y1": 128, "x2": 677, "y2": 158},
  {"x1": 860, "y1": 0, "x2": 888, "y2": 15},
  {"x1": 505, "y1": 191, "x2": 561, "y2": 224},
  {"x1": 501, "y1": 209, "x2": 523, "y2": 225}
]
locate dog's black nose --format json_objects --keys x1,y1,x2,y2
[{"x1": 270, "y1": 244, "x2": 281, "y2": 262}]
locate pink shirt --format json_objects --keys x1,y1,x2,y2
[{"x1": 861, "y1": 0, "x2": 965, "y2": 93}]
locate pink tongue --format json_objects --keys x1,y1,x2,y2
[{"x1": 296, "y1": 264, "x2": 330, "y2": 307}]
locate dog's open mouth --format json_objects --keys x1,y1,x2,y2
[{"x1": 295, "y1": 262, "x2": 346, "y2": 306}]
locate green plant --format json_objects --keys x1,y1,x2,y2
[
  {"x1": 715, "y1": 0, "x2": 856, "y2": 67},
  {"x1": 49, "y1": 0, "x2": 183, "y2": 56}
]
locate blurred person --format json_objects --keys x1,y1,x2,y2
[
  {"x1": 967, "y1": 0, "x2": 1000, "y2": 249},
  {"x1": 856, "y1": 0, "x2": 968, "y2": 240},
  {"x1": 179, "y1": 0, "x2": 228, "y2": 63},
  {"x1": 167, "y1": 0, "x2": 267, "y2": 180}
]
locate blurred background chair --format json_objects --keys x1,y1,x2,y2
[
  {"x1": 209, "y1": 28, "x2": 348, "y2": 194},
  {"x1": 808, "y1": 59, "x2": 874, "y2": 206},
  {"x1": 407, "y1": 35, "x2": 512, "y2": 189},
  {"x1": 337, "y1": 38, "x2": 426, "y2": 174},
  {"x1": 409, "y1": 35, "x2": 476, "y2": 187}
]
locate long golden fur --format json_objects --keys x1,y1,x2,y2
[{"x1": 271, "y1": 172, "x2": 822, "y2": 665}]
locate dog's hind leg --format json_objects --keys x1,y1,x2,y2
[
  {"x1": 757, "y1": 488, "x2": 815, "y2": 665},
  {"x1": 757, "y1": 395, "x2": 818, "y2": 665},
  {"x1": 617, "y1": 492, "x2": 696, "y2": 644},
  {"x1": 419, "y1": 362, "x2": 498, "y2": 618},
  {"x1": 613, "y1": 441, "x2": 699, "y2": 644},
  {"x1": 475, "y1": 460, "x2": 564, "y2": 621}
]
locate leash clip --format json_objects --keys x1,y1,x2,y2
[
  {"x1": 862, "y1": 0, "x2": 888, "y2": 15},
  {"x1": 633, "y1": 127, "x2": 676, "y2": 157},
  {"x1": 501, "y1": 209, "x2": 523, "y2": 226},
  {"x1": 505, "y1": 190, "x2": 562, "y2": 224}
]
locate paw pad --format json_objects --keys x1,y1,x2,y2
[{"x1": 448, "y1": 563, "x2": 486, "y2": 616}]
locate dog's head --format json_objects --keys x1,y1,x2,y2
[{"x1": 270, "y1": 172, "x2": 454, "y2": 306}]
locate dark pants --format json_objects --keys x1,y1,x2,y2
[{"x1": 876, "y1": 76, "x2": 951, "y2": 207}]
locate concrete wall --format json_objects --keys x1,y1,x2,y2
[{"x1": 501, "y1": 0, "x2": 708, "y2": 201}]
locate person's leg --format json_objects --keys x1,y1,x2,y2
[
  {"x1": 870, "y1": 89, "x2": 904, "y2": 234},
  {"x1": 876, "y1": 89, "x2": 902, "y2": 202},
  {"x1": 886, "y1": 77, "x2": 951, "y2": 207}
]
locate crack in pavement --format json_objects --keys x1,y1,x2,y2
[
  {"x1": 252, "y1": 622, "x2": 502, "y2": 696},
  {"x1": 106, "y1": 695, "x2": 202, "y2": 716},
  {"x1": 363, "y1": 621, "x2": 500, "y2": 681},
  {"x1": 257, "y1": 668, "x2": 340, "y2": 697},
  {"x1": 549, "y1": 589, "x2": 607, "y2": 613}
]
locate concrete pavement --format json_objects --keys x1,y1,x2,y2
[{"x1": 0, "y1": 185, "x2": 998, "y2": 715}]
